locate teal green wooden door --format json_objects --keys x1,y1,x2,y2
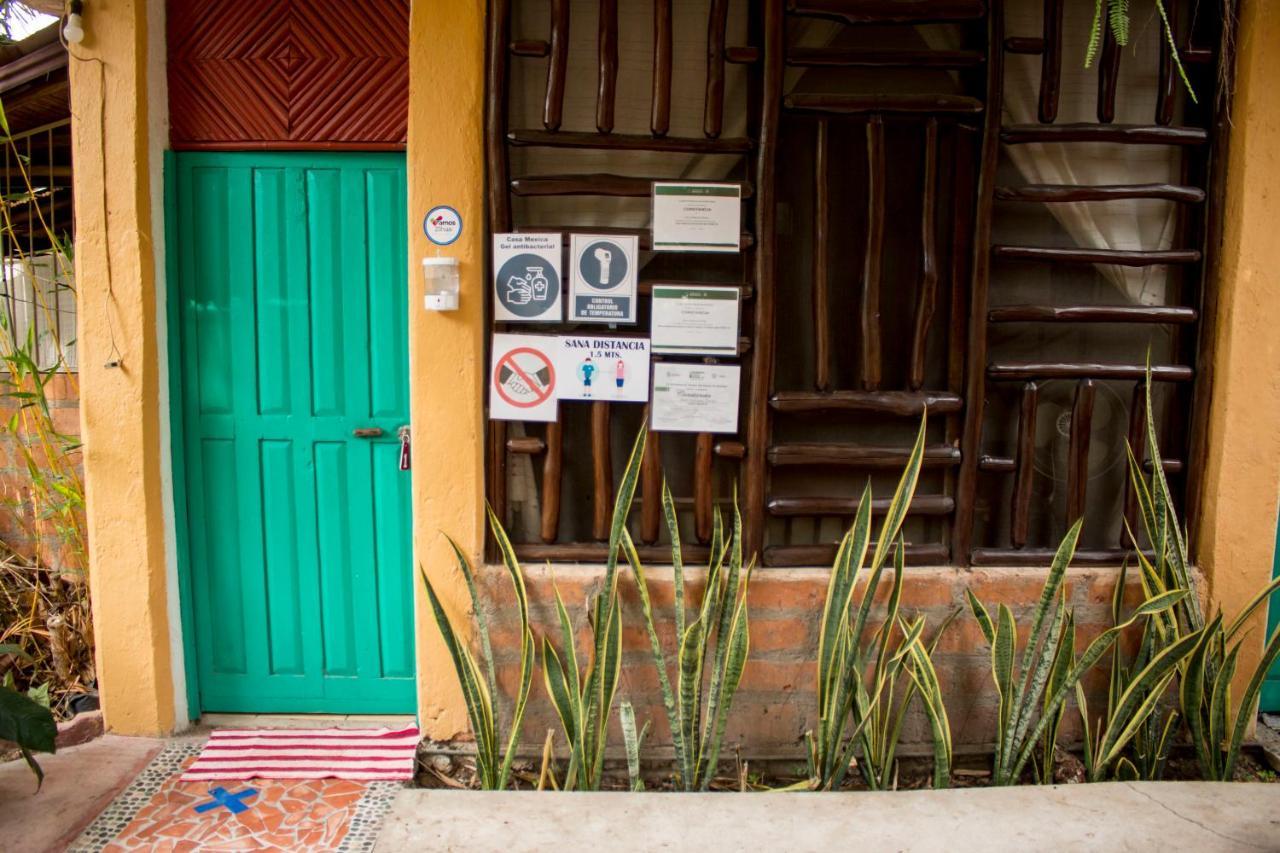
[{"x1": 173, "y1": 152, "x2": 414, "y2": 713}]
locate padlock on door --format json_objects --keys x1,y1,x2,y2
[{"x1": 398, "y1": 425, "x2": 411, "y2": 471}]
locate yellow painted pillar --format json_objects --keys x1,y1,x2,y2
[
  {"x1": 407, "y1": 0, "x2": 487, "y2": 738},
  {"x1": 1198, "y1": 2, "x2": 1280, "y2": 692},
  {"x1": 70, "y1": 0, "x2": 176, "y2": 734}
]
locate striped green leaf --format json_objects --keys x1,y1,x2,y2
[
  {"x1": 1009, "y1": 584, "x2": 1183, "y2": 782},
  {"x1": 992, "y1": 603, "x2": 1016, "y2": 778},
  {"x1": 699, "y1": 580, "x2": 752, "y2": 790},
  {"x1": 1208, "y1": 643, "x2": 1239, "y2": 778},
  {"x1": 620, "y1": 527, "x2": 687, "y2": 785},
  {"x1": 1096, "y1": 629, "x2": 1202, "y2": 769},
  {"x1": 620, "y1": 701, "x2": 649, "y2": 791},
  {"x1": 421, "y1": 567, "x2": 495, "y2": 779},
  {"x1": 1224, "y1": 620, "x2": 1280, "y2": 778},
  {"x1": 662, "y1": 479, "x2": 687, "y2": 647},
  {"x1": 904, "y1": 634, "x2": 952, "y2": 788},
  {"x1": 967, "y1": 588, "x2": 995, "y2": 646}
]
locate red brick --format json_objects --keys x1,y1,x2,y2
[
  {"x1": 716, "y1": 690, "x2": 814, "y2": 749},
  {"x1": 932, "y1": 656, "x2": 992, "y2": 704},
  {"x1": 740, "y1": 659, "x2": 817, "y2": 693},
  {"x1": 44, "y1": 374, "x2": 78, "y2": 402},
  {"x1": 932, "y1": 615, "x2": 990, "y2": 654},
  {"x1": 898, "y1": 575, "x2": 963, "y2": 609},
  {"x1": 616, "y1": 571, "x2": 707, "y2": 612},
  {"x1": 947, "y1": 698, "x2": 1000, "y2": 747},
  {"x1": 748, "y1": 617, "x2": 816, "y2": 655},
  {"x1": 50, "y1": 406, "x2": 80, "y2": 436},
  {"x1": 617, "y1": 659, "x2": 667, "y2": 693},
  {"x1": 746, "y1": 573, "x2": 825, "y2": 612},
  {"x1": 963, "y1": 569, "x2": 1038, "y2": 607}
]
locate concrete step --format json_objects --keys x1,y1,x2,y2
[{"x1": 377, "y1": 782, "x2": 1280, "y2": 852}]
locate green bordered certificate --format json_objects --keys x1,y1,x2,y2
[
  {"x1": 650, "y1": 363, "x2": 742, "y2": 434},
  {"x1": 650, "y1": 285, "x2": 740, "y2": 356},
  {"x1": 651, "y1": 182, "x2": 742, "y2": 253}
]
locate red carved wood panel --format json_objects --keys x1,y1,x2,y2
[{"x1": 168, "y1": 0, "x2": 408, "y2": 149}]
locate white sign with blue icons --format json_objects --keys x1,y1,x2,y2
[
  {"x1": 493, "y1": 232, "x2": 563, "y2": 323},
  {"x1": 569, "y1": 233, "x2": 638, "y2": 324},
  {"x1": 424, "y1": 205, "x2": 463, "y2": 246},
  {"x1": 554, "y1": 335, "x2": 650, "y2": 403}
]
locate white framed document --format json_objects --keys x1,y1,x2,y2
[
  {"x1": 650, "y1": 285, "x2": 740, "y2": 357},
  {"x1": 651, "y1": 182, "x2": 742, "y2": 253},
  {"x1": 650, "y1": 363, "x2": 741, "y2": 434}
]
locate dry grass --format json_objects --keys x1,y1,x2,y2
[{"x1": 0, "y1": 547, "x2": 93, "y2": 720}]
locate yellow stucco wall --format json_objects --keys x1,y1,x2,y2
[
  {"x1": 70, "y1": 0, "x2": 177, "y2": 735},
  {"x1": 406, "y1": 0, "x2": 486, "y2": 737},
  {"x1": 70, "y1": 0, "x2": 1279, "y2": 738},
  {"x1": 1196, "y1": 0, "x2": 1280, "y2": 687}
]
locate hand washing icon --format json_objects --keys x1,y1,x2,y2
[{"x1": 505, "y1": 266, "x2": 550, "y2": 305}]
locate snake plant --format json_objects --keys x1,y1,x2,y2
[
  {"x1": 806, "y1": 414, "x2": 954, "y2": 790},
  {"x1": 1071, "y1": 558, "x2": 1198, "y2": 782},
  {"x1": 1124, "y1": 374, "x2": 1280, "y2": 780},
  {"x1": 620, "y1": 700, "x2": 650, "y2": 791},
  {"x1": 419, "y1": 506, "x2": 534, "y2": 790},
  {"x1": 967, "y1": 519, "x2": 1188, "y2": 786},
  {"x1": 540, "y1": 424, "x2": 647, "y2": 790},
  {"x1": 622, "y1": 486, "x2": 752, "y2": 791}
]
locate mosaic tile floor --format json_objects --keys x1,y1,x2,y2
[{"x1": 70, "y1": 741, "x2": 403, "y2": 852}]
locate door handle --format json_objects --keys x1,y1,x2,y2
[{"x1": 353, "y1": 427, "x2": 384, "y2": 438}]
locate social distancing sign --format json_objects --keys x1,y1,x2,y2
[
  {"x1": 493, "y1": 233, "x2": 562, "y2": 323},
  {"x1": 569, "y1": 234, "x2": 637, "y2": 324},
  {"x1": 490, "y1": 334, "x2": 559, "y2": 422},
  {"x1": 556, "y1": 335, "x2": 650, "y2": 403}
]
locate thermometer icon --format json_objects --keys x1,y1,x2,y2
[{"x1": 593, "y1": 247, "x2": 613, "y2": 285}]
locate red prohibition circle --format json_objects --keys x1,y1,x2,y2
[{"x1": 494, "y1": 346, "x2": 556, "y2": 408}]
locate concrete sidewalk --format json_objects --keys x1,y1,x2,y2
[
  {"x1": 0, "y1": 734, "x2": 164, "y2": 853},
  {"x1": 377, "y1": 782, "x2": 1280, "y2": 852}
]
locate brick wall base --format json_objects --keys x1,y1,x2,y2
[
  {"x1": 467, "y1": 562, "x2": 1172, "y2": 758},
  {"x1": 0, "y1": 373, "x2": 82, "y2": 571}
]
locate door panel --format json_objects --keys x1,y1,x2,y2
[{"x1": 174, "y1": 151, "x2": 414, "y2": 713}]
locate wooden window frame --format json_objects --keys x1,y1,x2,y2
[{"x1": 482, "y1": 0, "x2": 1231, "y2": 568}]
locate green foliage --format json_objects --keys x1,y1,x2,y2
[
  {"x1": 541, "y1": 425, "x2": 647, "y2": 790},
  {"x1": 418, "y1": 506, "x2": 534, "y2": 790},
  {"x1": 0, "y1": 105, "x2": 90, "y2": 723},
  {"x1": 1085, "y1": 0, "x2": 1195, "y2": 102},
  {"x1": 619, "y1": 701, "x2": 650, "y2": 791},
  {"x1": 0, "y1": 681, "x2": 56, "y2": 789},
  {"x1": 967, "y1": 520, "x2": 1187, "y2": 786},
  {"x1": 0, "y1": 327, "x2": 86, "y2": 562},
  {"x1": 1074, "y1": 560, "x2": 1196, "y2": 782},
  {"x1": 622, "y1": 481, "x2": 752, "y2": 791},
  {"x1": 1124, "y1": 373, "x2": 1280, "y2": 780},
  {"x1": 806, "y1": 415, "x2": 954, "y2": 790},
  {"x1": 1178, "y1": 607, "x2": 1280, "y2": 781}
]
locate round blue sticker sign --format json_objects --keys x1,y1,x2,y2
[{"x1": 424, "y1": 205, "x2": 463, "y2": 245}]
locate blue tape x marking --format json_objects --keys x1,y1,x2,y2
[{"x1": 194, "y1": 786, "x2": 258, "y2": 815}]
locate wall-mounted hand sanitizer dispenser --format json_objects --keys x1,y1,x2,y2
[{"x1": 422, "y1": 257, "x2": 460, "y2": 311}]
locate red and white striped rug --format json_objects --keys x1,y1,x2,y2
[{"x1": 181, "y1": 726, "x2": 420, "y2": 782}]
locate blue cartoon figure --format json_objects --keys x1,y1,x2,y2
[{"x1": 578, "y1": 357, "x2": 596, "y2": 390}]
